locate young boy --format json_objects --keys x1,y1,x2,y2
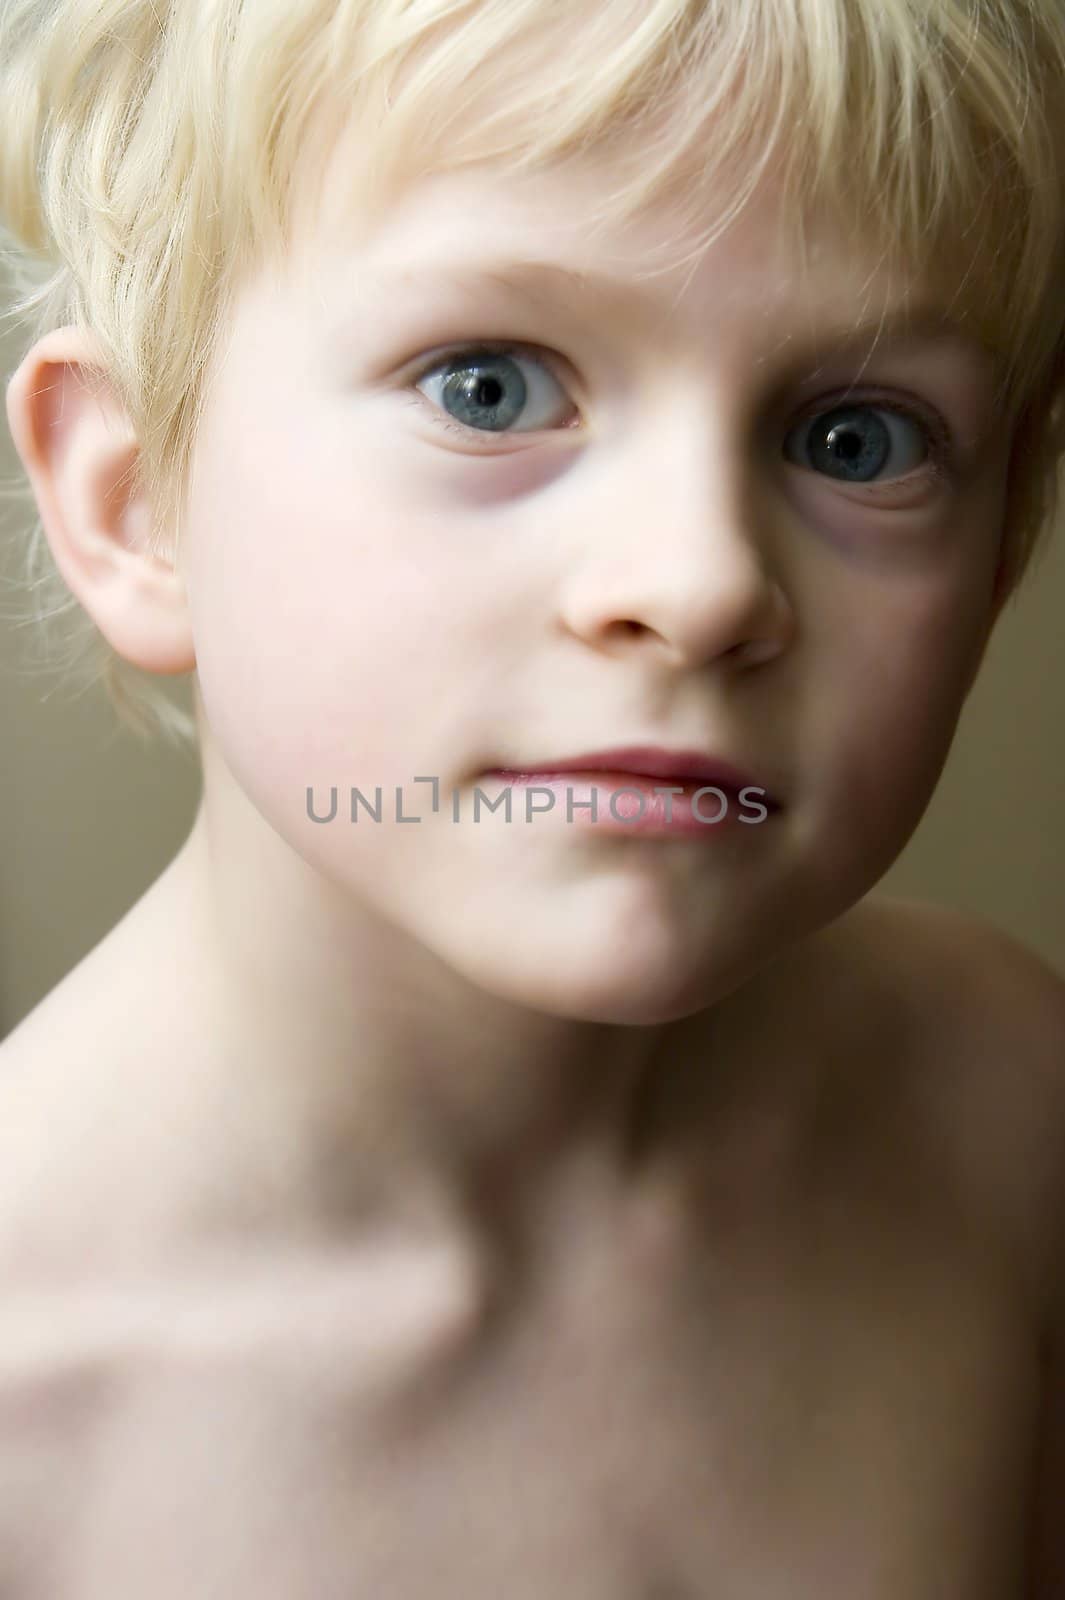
[{"x1": 1, "y1": 0, "x2": 1064, "y2": 1593}]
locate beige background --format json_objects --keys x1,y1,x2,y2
[{"x1": 2, "y1": 314, "x2": 1063, "y2": 1038}]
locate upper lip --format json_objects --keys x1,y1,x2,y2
[{"x1": 492, "y1": 745, "x2": 779, "y2": 805}]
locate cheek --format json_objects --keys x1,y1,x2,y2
[
  {"x1": 184, "y1": 461, "x2": 444, "y2": 804},
  {"x1": 814, "y1": 564, "x2": 993, "y2": 845}
]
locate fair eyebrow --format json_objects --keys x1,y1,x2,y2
[{"x1": 354, "y1": 256, "x2": 998, "y2": 370}]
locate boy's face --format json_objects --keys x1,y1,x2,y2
[{"x1": 181, "y1": 145, "x2": 1012, "y2": 1022}]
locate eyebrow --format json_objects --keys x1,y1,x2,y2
[{"x1": 360, "y1": 256, "x2": 996, "y2": 367}]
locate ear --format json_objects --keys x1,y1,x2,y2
[{"x1": 4, "y1": 327, "x2": 195, "y2": 675}]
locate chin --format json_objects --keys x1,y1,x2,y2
[{"x1": 452, "y1": 945, "x2": 736, "y2": 1027}]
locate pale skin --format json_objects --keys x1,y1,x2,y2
[{"x1": 2, "y1": 128, "x2": 1065, "y2": 1596}]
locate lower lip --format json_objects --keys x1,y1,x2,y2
[{"x1": 481, "y1": 771, "x2": 779, "y2": 839}]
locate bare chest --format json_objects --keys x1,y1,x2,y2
[{"x1": 4, "y1": 1187, "x2": 1040, "y2": 1600}]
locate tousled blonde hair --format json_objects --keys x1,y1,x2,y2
[{"x1": 2, "y1": 0, "x2": 1064, "y2": 749}]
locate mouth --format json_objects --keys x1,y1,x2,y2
[
  {"x1": 486, "y1": 746, "x2": 781, "y2": 810},
  {"x1": 488, "y1": 770, "x2": 780, "y2": 812},
  {"x1": 480, "y1": 766, "x2": 780, "y2": 838}
]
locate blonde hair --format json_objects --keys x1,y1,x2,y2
[{"x1": 2, "y1": 0, "x2": 1064, "y2": 750}]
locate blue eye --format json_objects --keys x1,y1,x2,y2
[
  {"x1": 784, "y1": 399, "x2": 954, "y2": 487},
  {"x1": 410, "y1": 344, "x2": 576, "y2": 438},
  {"x1": 403, "y1": 341, "x2": 955, "y2": 488}
]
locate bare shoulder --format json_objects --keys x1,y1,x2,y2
[
  {"x1": 0, "y1": 925, "x2": 218, "y2": 1282},
  {"x1": 0, "y1": 922, "x2": 219, "y2": 1588},
  {"x1": 735, "y1": 891, "x2": 1064, "y2": 1078},
  {"x1": 0, "y1": 1009, "x2": 133, "y2": 1594},
  {"x1": 838, "y1": 894, "x2": 1065, "y2": 1318},
  {"x1": 760, "y1": 891, "x2": 1065, "y2": 1146},
  {"x1": 850, "y1": 892, "x2": 1065, "y2": 1065},
  {"x1": 0, "y1": 959, "x2": 131, "y2": 1275}
]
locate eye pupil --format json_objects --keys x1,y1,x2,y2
[
  {"x1": 440, "y1": 353, "x2": 528, "y2": 432},
  {"x1": 474, "y1": 377, "x2": 503, "y2": 406},
  {"x1": 809, "y1": 407, "x2": 892, "y2": 482}
]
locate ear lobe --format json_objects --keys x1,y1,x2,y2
[{"x1": 5, "y1": 330, "x2": 196, "y2": 677}]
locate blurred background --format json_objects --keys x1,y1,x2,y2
[{"x1": 2, "y1": 303, "x2": 1063, "y2": 1039}]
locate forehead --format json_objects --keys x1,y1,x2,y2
[
  {"x1": 287, "y1": 133, "x2": 996, "y2": 381},
  {"x1": 304, "y1": 124, "x2": 856, "y2": 286}
]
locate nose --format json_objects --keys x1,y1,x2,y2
[{"x1": 558, "y1": 437, "x2": 794, "y2": 671}]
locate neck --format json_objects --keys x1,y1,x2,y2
[{"x1": 161, "y1": 796, "x2": 715, "y2": 1272}]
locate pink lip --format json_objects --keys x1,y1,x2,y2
[{"x1": 491, "y1": 745, "x2": 779, "y2": 807}]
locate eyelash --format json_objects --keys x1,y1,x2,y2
[{"x1": 402, "y1": 339, "x2": 957, "y2": 486}]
